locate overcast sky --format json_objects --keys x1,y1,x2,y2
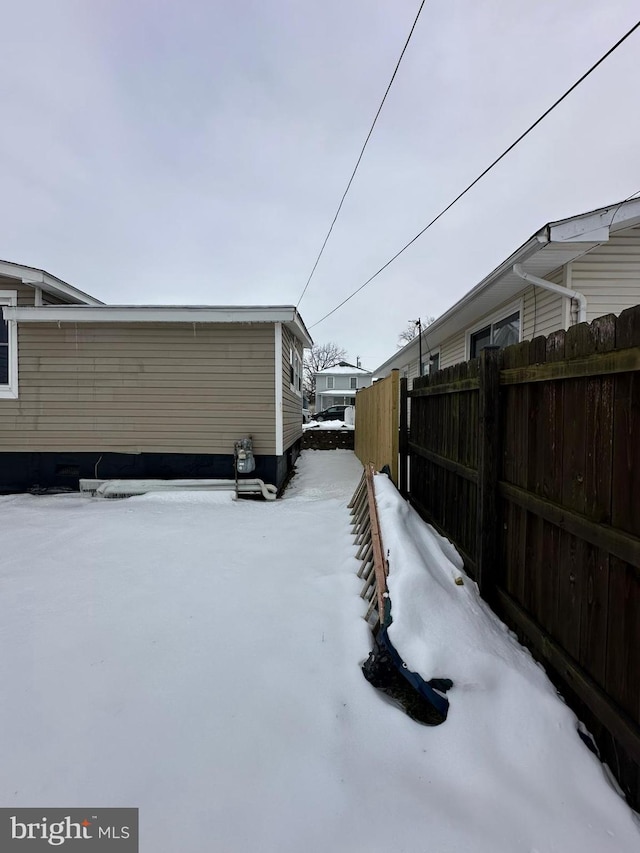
[{"x1": 1, "y1": 0, "x2": 639, "y2": 369}]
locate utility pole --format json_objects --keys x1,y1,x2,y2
[
  {"x1": 356, "y1": 356, "x2": 361, "y2": 368},
  {"x1": 410, "y1": 318, "x2": 423, "y2": 376}
]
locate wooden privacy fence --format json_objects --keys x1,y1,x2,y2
[
  {"x1": 355, "y1": 370, "x2": 399, "y2": 484},
  {"x1": 403, "y1": 306, "x2": 640, "y2": 808}
]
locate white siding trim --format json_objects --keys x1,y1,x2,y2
[
  {"x1": 0, "y1": 290, "x2": 19, "y2": 399},
  {"x1": 275, "y1": 322, "x2": 283, "y2": 456}
]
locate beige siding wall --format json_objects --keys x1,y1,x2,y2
[
  {"x1": 0, "y1": 279, "x2": 72, "y2": 307},
  {"x1": 281, "y1": 325, "x2": 303, "y2": 451},
  {"x1": 570, "y1": 230, "x2": 640, "y2": 321},
  {"x1": 0, "y1": 279, "x2": 35, "y2": 306},
  {"x1": 0, "y1": 322, "x2": 277, "y2": 454}
]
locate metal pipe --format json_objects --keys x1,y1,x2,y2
[
  {"x1": 81, "y1": 478, "x2": 278, "y2": 501},
  {"x1": 513, "y1": 264, "x2": 587, "y2": 324}
]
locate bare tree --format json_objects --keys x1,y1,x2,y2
[
  {"x1": 303, "y1": 341, "x2": 347, "y2": 403},
  {"x1": 397, "y1": 316, "x2": 435, "y2": 348}
]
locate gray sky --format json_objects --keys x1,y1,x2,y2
[{"x1": 1, "y1": 0, "x2": 639, "y2": 370}]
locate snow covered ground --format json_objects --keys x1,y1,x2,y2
[
  {"x1": 0, "y1": 450, "x2": 638, "y2": 852},
  {"x1": 303, "y1": 419, "x2": 354, "y2": 430}
]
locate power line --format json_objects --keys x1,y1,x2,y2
[
  {"x1": 296, "y1": 0, "x2": 427, "y2": 308},
  {"x1": 309, "y1": 17, "x2": 640, "y2": 330}
]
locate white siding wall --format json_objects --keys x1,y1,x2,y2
[
  {"x1": 377, "y1": 228, "x2": 640, "y2": 377},
  {"x1": 521, "y1": 268, "x2": 565, "y2": 339},
  {"x1": 570, "y1": 230, "x2": 640, "y2": 321},
  {"x1": 440, "y1": 332, "x2": 466, "y2": 369}
]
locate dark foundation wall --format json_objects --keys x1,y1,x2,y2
[{"x1": 0, "y1": 451, "x2": 293, "y2": 493}]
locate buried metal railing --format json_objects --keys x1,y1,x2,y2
[
  {"x1": 349, "y1": 464, "x2": 388, "y2": 628},
  {"x1": 349, "y1": 463, "x2": 451, "y2": 726}
]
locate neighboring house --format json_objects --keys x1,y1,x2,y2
[
  {"x1": 314, "y1": 361, "x2": 373, "y2": 411},
  {"x1": 0, "y1": 260, "x2": 312, "y2": 491},
  {"x1": 375, "y1": 198, "x2": 640, "y2": 385}
]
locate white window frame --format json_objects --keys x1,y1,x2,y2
[
  {"x1": 465, "y1": 298, "x2": 524, "y2": 360},
  {"x1": 326, "y1": 376, "x2": 334, "y2": 390},
  {"x1": 350, "y1": 376, "x2": 357, "y2": 390},
  {"x1": 0, "y1": 291, "x2": 18, "y2": 399},
  {"x1": 289, "y1": 346, "x2": 302, "y2": 397}
]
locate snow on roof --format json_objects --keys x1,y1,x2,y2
[{"x1": 316, "y1": 362, "x2": 371, "y2": 375}]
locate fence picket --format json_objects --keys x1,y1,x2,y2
[{"x1": 380, "y1": 308, "x2": 640, "y2": 807}]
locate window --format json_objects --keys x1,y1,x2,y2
[
  {"x1": 0, "y1": 314, "x2": 8, "y2": 383},
  {"x1": 470, "y1": 309, "x2": 520, "y2": 358},
  {"x1": 350, "y1": 377, "x2": 357, "y2": 389},
  {"x1": 428, "y1": 352, "x2": 440, "y2": 373},
  {"x1": 289, "y1": 347, "x2": 302, "y2": 395},
  {"x1": 493, "y1": 311, "x2": 520, "y2": 348},
  {"x1": 470, "y1": 325, "x2": 491, "y2": 358},
  {"x1": 326, "y1": 376, "x2": 334, "y2": 389},
  {"x1": 0, "y1": 292, "x2": 17, "y2": 399}
]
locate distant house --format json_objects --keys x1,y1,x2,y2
[
  {"x1": 375, "y1": 198, "x2": 640, "y2": 385},
  {"x1": 314, "y1": 361, "x2": 373, "y2": 411},
  {"x1": 0, "y1": 260, "x2": 312, "y2": 492}
]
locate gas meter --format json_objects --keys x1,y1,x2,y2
[{"x1": 234, "y1": 437, "x2": 256, "y2": 475}]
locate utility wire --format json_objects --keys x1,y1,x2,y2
[
  {"x1": 296, "y1": 0, "x2": 427, "y2": 308},
  {"x1": 310, "y1": 17, "x2": 640, "y2": 330}
]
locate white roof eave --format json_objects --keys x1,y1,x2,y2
[
  {"x1": 0, "y1": 260, "x2": 104, "y2": 305},
  {"x1": 1, "y1": 304, "x2": 314, "y2": 347},
  {"x1": 375, "y1": 197, "x2": 640, "y2": 375}
]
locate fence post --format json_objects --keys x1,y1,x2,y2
[
  {"x1": 476, "y1": 346, "x2": 501, "y2": 600},
  {"x1": 399, "y1": 376, "x2": 408, "y2": 497},
  {"x1": 390, "y1": 370, "x2": 400, "y2": 485}
]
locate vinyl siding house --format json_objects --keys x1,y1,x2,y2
[
  {"x1": 314, "y1": 362, "x2": 373, "y2": 412},
  {"x1": 0, "y1": 261, "x2": 312, "y2": 492},
  {"x1": 375, "y1": 198, "x2": 640, "y2": 385}
]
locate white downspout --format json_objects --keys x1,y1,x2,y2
[{"x1": 513, "y1": 264, "x2": 587, "y2": 324}]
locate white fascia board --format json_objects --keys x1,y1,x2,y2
[
  {"x1": 3, "y1": 304, "x2": 312, "y2": 335},
  {"x1": 286, "y1": 310, "x2": 314, "y2": 349},
  {"x1": 548, "y1": 197, "x2": 640, "y2": 243},
  {"x1": 375, "y1": 338, "x2": 420, "y2": 376},
  {"x1": 0, "y1": 261, "x2": 104, "y2": 305}
]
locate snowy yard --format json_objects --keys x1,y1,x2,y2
[{"x1": 0, "y1": 449, "x2": 638, "y2": 852}]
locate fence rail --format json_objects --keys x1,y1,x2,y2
[{"x1": 398, "y1": 305, "x2": 640, "y2": 807}]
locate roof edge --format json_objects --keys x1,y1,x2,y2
[
  {"x1": 0, "y1": 260, "x2": 104, "y2": 305},
  {"x1": 2, "y1": 304, "x2": 314, "y2": 346}
]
